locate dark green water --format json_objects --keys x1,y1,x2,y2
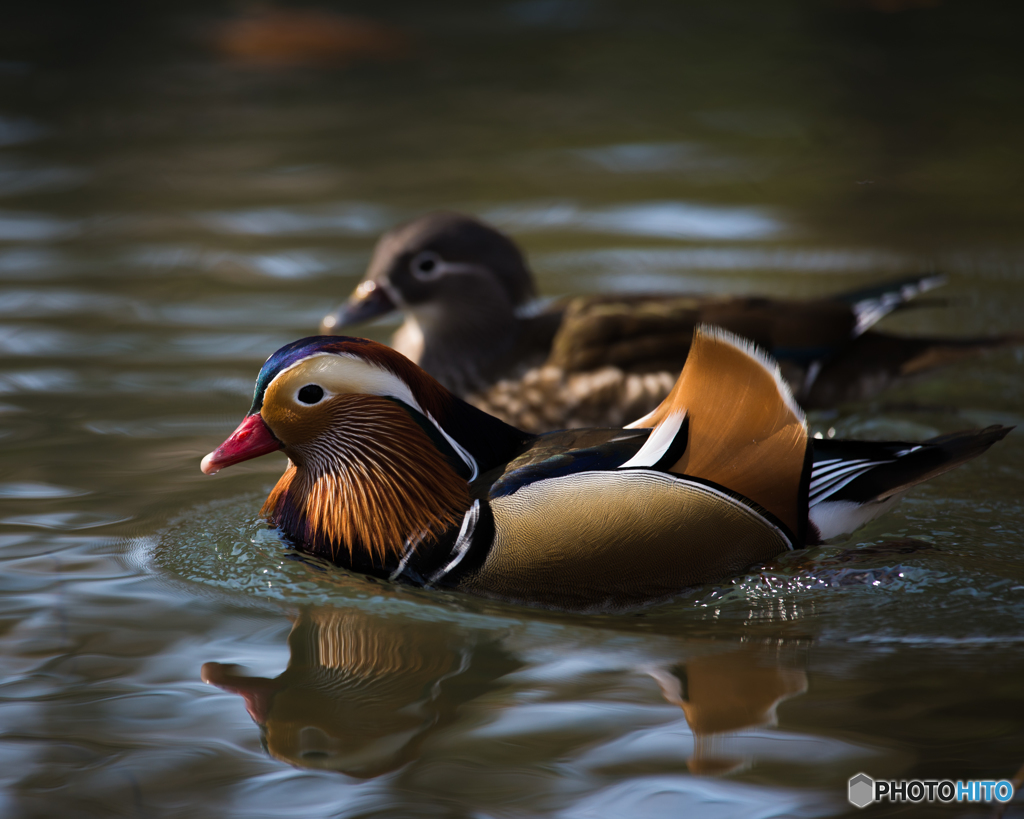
[{"x1": 1, "y1": 1, "x2": 1022, "y2": 816}]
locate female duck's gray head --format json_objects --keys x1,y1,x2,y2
[{"x1": 319, "y1": 212, "x2": 546, "y2": 393}]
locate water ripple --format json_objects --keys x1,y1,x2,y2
[
  {"x1": 0, "y1": 163, "x2": 89, "y2": 197},
  {"x1": 0, "y1": 368, "x2": 79, "y2": 393},
  {"x1": 0, "y1": 115, "x2": 46, "y2": 147},
  {"x1": 0, "y1": 289, "x2": 134, "y2": 318},
  {"x1": 110, "y1": 373, "x2": 253, "y2": 396},
  {"x1": 544, "y1": 246, "x2": 913, "y2": 281},
  {"x1": 85, "y1": 417, "x2": 241, "y2": 439},
  {"x1": 1, "y1": 511, "x2": 130, "y2": 531},
  {"x1": 557, "y1": 775, "x2": 840, "y2": 819},
  {"x1": 574, "y1": 141, "x2": 749, "y2": 176},
  {"x1": 0, "y1": 482, "x2": 88, "y2": 499},
  {"x1": 0, "y1": 248, "x2": 65, "y2": 279},
  {"x1": 485, "y1": 201, "x2": 784, "y2": 241},
  {"x1": 0, "y1": 211, "x2": 80, "y2": 242},
  {"x1": 168, "y1": 332, "x2": 293, "y2": 359},
  {"x1": 154, "y1": 299, "x2": 323, "y2": 329},
  {"x1": 198, "y1": 203, "x2": 392, "y2": 237},
  {"x1": 129, "y1": 245, "x2": 361, "y2": 280},
  {"x1": 0, "y1": 326, "x2": 143, "y2": 356}
]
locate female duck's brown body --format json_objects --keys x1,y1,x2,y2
[
  {"x1": 319, "y1": 212, "x2": 1021, "y2": 431},
  {"x1": 201, "y1": 329, "x2": 1010, "y2": 611}
]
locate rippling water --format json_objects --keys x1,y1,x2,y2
[{"x1": 1, "y1": 1, "x2": 1023, "y2": 816}]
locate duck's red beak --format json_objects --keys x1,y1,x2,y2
[{"x1": 201, "y1": 413, "x2": 282, "y2": 475}]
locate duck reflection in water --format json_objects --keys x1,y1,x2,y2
[
  {"x1": 202, "y1": 607, "x2": 518, "y2": 778},
  {"x1": 203, "y1": 607, "x2": 807, "y2": 779},
  {"x1": 649, "y1": 650, "x2": 807, "y2": 775}
]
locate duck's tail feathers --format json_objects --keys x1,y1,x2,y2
[
  {"x1": 832, "y1": 272, "x2": 946, "y2": 336},
  {"x1": 801, "y1": 330, "x2": 1024, "y2": 408},
  {"x1": 627, "y1": 325, "x2": 810, "y2": 540},
  {"x1": 808, "y1": 425, "x2": 1013, "y2": 541},
  {"x1": 891, "y1": 331, "x2": 1024, "y2": 376}
]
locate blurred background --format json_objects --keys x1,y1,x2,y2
[{"x1": 1, "y1": 2, "x2": 1023, "y2": 817}]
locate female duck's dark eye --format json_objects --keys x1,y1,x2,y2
[
  {"x1": 297, "y1": 384, "x2": 324, "y2": 405},
  {"x1": 411, "y1": 251, "x2": 443, "y2": 280}
]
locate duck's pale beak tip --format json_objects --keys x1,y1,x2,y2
[
  {"x1": 320, "y1": 280, "x2": 397, "y2": 334},
  {"x1": 200, "y1": 452, "x2": 221, "y2": 475}
]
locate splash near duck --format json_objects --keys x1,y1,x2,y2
[
  {"x1": 201, "y1": 328, "x2": 1010, "y2": 611},
  {"x1": 319, "y1": 211, "x2": 1022, "y2": 430}
]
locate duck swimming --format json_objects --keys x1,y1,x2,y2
[
  {"x1": 200, "y1": 328, "x2": 1009, "y2": 611},
  {"x1": 319, "y1": 211, "x2": 1021, "y2": 430}
]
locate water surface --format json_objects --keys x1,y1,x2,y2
[{"x1": 1, "y1": 1, "x2": 1023, "y2": 816}]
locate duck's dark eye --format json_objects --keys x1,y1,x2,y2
[
  {"x1": 297, "y1": 384, "x2": 324, "y2": 405},
  {"x1": 411, "y1": 251, "x2": 443, "y2": 280}
]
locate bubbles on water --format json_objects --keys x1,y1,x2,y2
[{"x1": 670, "y1": 527, "x2": 1024, "y2": 647}]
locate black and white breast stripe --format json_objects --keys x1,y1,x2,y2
[
  {"x1": 388, "y1": 500, "x2": 486, "y2": 587},
  {"x1": 428, "y1": 500, "x2": 481, "y2": 584}
]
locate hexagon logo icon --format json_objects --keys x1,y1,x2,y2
[{"x1": 849, "y1": 773, "x2": 875, "y2": 808}]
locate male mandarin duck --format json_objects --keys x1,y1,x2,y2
[
  {"x1": 200, "y1": 328, "x2": 1010, "y2": 611},
  {"x1": 319, "y1": 211, "x2": 1022, "y2": 431}
]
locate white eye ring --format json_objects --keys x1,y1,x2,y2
[{"x1": 410, "y1": 250, "x2": 445, "y2": 281}]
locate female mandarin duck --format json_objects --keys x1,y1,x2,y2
[
  {"x1": 201, "y1": 327, "x2": 1009, "y2": 611},
  {"x1": 319, "y1": 212, "x2": 1021, "y2": 431}
]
